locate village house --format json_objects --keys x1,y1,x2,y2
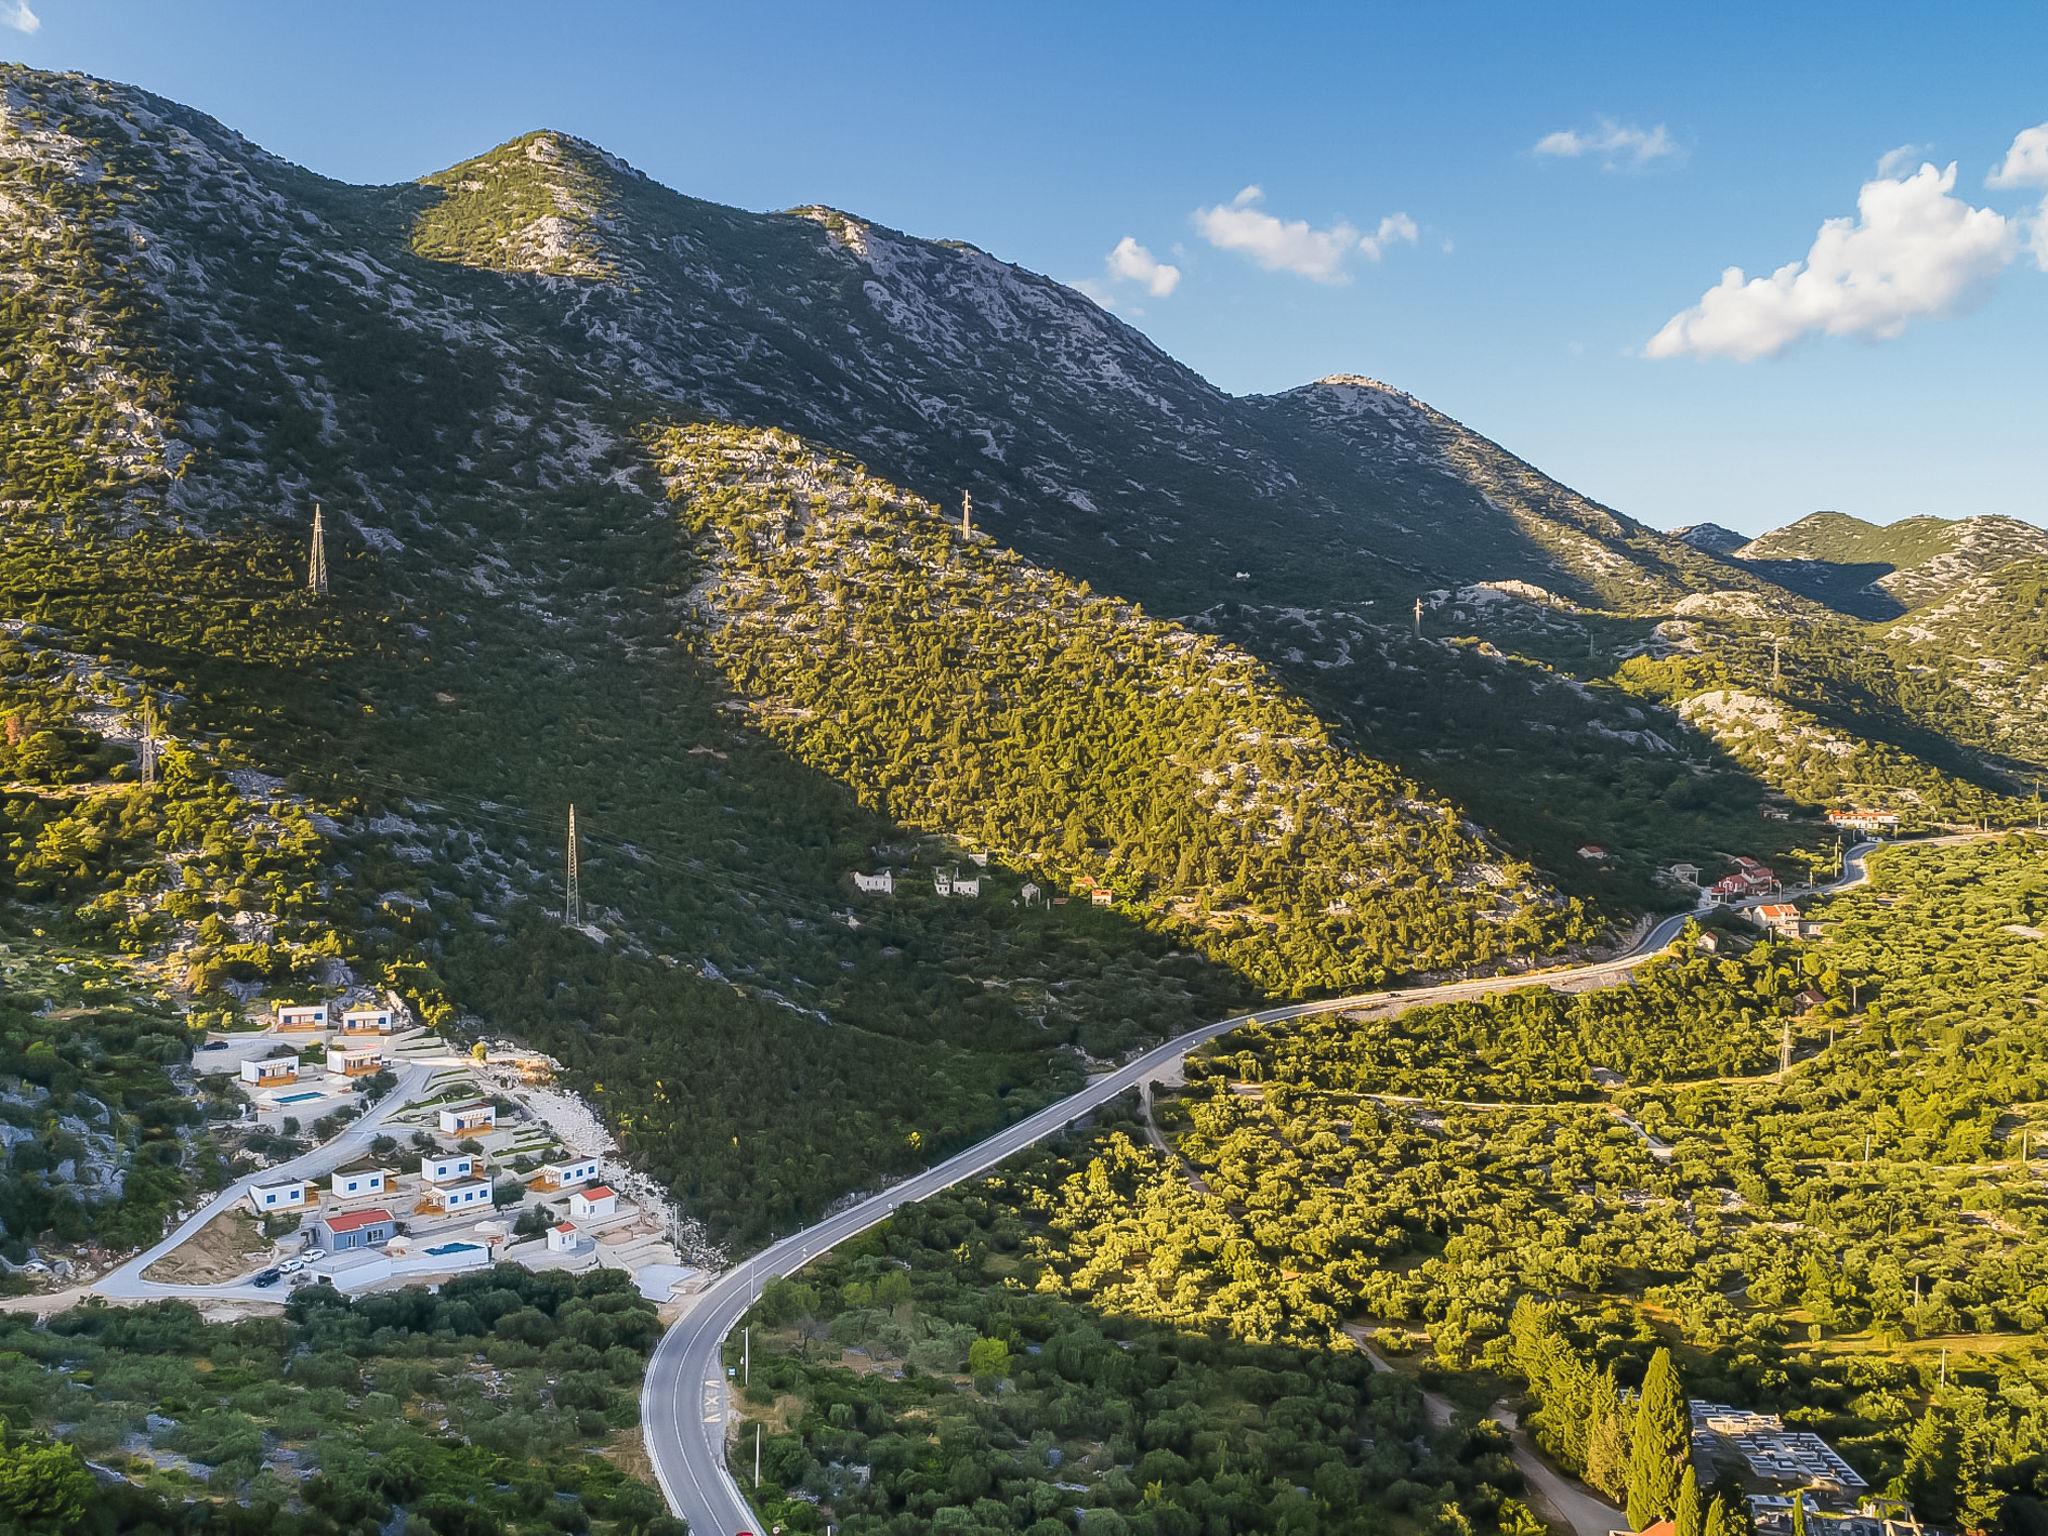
[
  {"x1": 330, "y1": 1044, "x2": 384, "y2": 1078},
  {"x1": 274, "y1": 1002, "x2": 328, "y2": 1032},
  {"x1": 851, "y1": 870, "x2": 894, "y2": 895},
  {"x1": 314, "y1": 1207, "x2": 394, "y2": 1253},
  {"x1": 1019, "y1": 881, "x2": 1042, "y2": 907},
  {"x1": 240, "y1": 1052, "x2": 299, "y2": 1087},
  {"x1": 330, "y1": 1167, "x2": 389, "y2": 1200},
  {"x1": 423, "y1": 1177, "x2": 492, "y2": 1214},
  {"x1": 1090, "y1": 888, "x2": 1113, "y2": 907},
  {"x1": 340, "y1": 1004, "x2": 395, "y2": 1034},
  {"x1": 1828, "y1": 808, "x2": 1901, "y2": 833},
  {"x1": 438, "y1": 1102, "x2": 497, "y2": 1135},
  {"x1": 968, "y1": 850, "x2": 990, "y2": 867},
  {"x1": 1577, "y1": 844, "x2": 1611, "y2": 861},
  {"x1": 1750, "y1": 902, "x2": 1802, "y2": 935},
  {"x1": 247, "y1": 1177, "x2": 311, "y2": 1215},
  {"x1": 933, "y1": 868, "x2": 981, "y2": 898},
  {"x1": 420, "y1": 1152, "x2": 477, "y2": 1185},
  {"x1": 536, "y1": 1155, "x2": 602, "y2": 1191},
  {"x1": 1668, "y1": 862, "x2": 1702, "y2": 885},
  {"x1": 547, "y1": 1221, "x2": 583, "y2": 1254},
  {"x1": 568, "y1": 1185, "x2": 618, "y2": 1220}
]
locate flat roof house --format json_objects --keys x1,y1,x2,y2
[
  {"x1": 330, "y1": 1168, "x2": 388, "y2": 1200},
  {"x1": 340, "y1": 1005, "x2": 395, "y2": 1034},
  {"x1": 420, "y1": 1153, "x2": 476, "y2": 1185},
  {"x1": 315, "y1": 1207, "x2": 395, "y2": 1252},
  {"x1": 537, "y1": 1155, "x2": 602, "y2": 1191},
  {"x1": 240, "y1": 1053, "x2": 299, "y2": 1087},
  {"x1": 423, "y1": 1178, "x2": 492, "y2": 1213},
  {"x1": 331, "y1": 1045, "x2": 384, "y2": 1078},
  {"x1": 247, "y1": 1178, "x2": 311, "y2": 1215},
  {"x1": 274, "y1": 1002, "x2": 328, "y2": 1032},
  {"x1": 438, "y1": 1103, "x2": 496, "y2": 1135},
  {"x1": 568, "y1": 1186, "x2": 618, "y2": 1220}
]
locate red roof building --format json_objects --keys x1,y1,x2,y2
[{"x1": 325, "y1": 1207, "x2": 393, "y2": 1234}]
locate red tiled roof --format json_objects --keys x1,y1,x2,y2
[
  {"x1": 325, "y1": 1207, "x2": 392, "y2": 1233},
  {"x1": 554, "y1": 1222, "x2": 577, "y2": 1233},
  {"x1": 579, "y1": 1185, "x2": 615, "y2": 1200}
]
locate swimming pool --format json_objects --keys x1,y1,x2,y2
[
  {"x1": 424, "y1": 1241, "x2": 482, "y2": 1257},
  {"x1": 273, "y1": 1091, "x2": 322, "y2": 1104}
]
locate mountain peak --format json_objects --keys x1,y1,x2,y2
[{"x1": 414, "y1": 129, "x2": 635, "y2": 281}]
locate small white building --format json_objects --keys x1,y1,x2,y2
[
  {"x1": 340, "y1": 1005, "x2": 395, "y2": 1034},
  {"x1": 968, "y1": 850, "x2": 990, "y2": 867},
  {"x1": 852, "y1": 871, "x2": 894, "y2": 895},
  {"x1": 247, "y1": 1178, "x2": 311, "y2": 1215},
  {"x1": 274, "y1": 1002, "x2": 328, "y2": 1032},
  {"x1": 547, "y1": 1221, "x2": 582, "y2": 1254},
  {"x1": 1669, "y1": 862, "x2": 1702, "y2": 885},
  {"x1": 331, "y1": 1045, "x2": 384, "y2": 1078},
  {"x1": 421, "y1": 1153, "x2": 477, "y2": 1185},
  {"x1": 425, "y1": 1178, "x2": 492, "y2": 1213},
  {"x1": 1019, "y1": 882, "x2": 1042, "y2": 907},
  {"x1": 240, "y1": 1053, "x2": 299, "y2": 1086},
  {"x1": 568, "y1": 1185, "x2": 618, "y2": 1220},
  {"x1": 538, "y1": 1155, "x2": 602, "y2": 1191},
  {"x1": 438, "y1": 1103, "x2": 497, "y2": 1135},
  {"x1": 330, "y1": 1168, "x2": 389, "y2": 1200},
  {"x1": 934, "y1": 869, "x2": 980, "y2": 898},
  {"x1": 1090, "y1": 888, "x2": 1113, "y2": 908}
]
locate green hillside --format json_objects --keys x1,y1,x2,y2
[{"x1": 1735, "y1": 512, "x2": 2048, "y2": 617}]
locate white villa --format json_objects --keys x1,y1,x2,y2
[
  {"x1": 537, "y1": 1155, "x2": 602, "y2": 1191},
  {"x1": 241, "y1": 1053, "x2": 299, "y2": 1087},
  {"x1": 247, "y1": 1177, "x2": 311, "y2": 1215},
  {"x1": 274, "y1": 1002, "x2": 328, "y2": 1032},
  {"x1": 421, "y1": 1153, "x2": 477, "y2": 1185},
  {"x1": 934, "y1": 869, "x2": 981, "y2": 898},
  {"x1": 438, "y1": 1103, "x2": 497, "y2": 1135},
  {"x1": 331, "y1": 1168, "x2": 389, "y2": 1200},
  {"x1": 340, "y1": 1005, "x2": 396, "y2": 1034},
  {"x1": 568, "y1": 1186, "x2": 618, "y2": 1220},
  {"x1": 852, "y1": 871, "x2": 894, "y2": 895},
  {"x1": 424, "y1": 1178, "x2": 492, "y2": 1213}
]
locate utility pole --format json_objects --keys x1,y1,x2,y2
[
  {"x1": 961, "y1": 490, "x2": 972, "y2": 536},
  {"x1": 1412, "y1": 597, "x2": 1423, "y2": 640},
  {"x1": 1780, "y1": 1019, "x2": 1793, "y2": 1076},
  {"x1": 308, "y1": 504, "x2": 328, "y2": 595},
  {"x1": 743, "y1": 1325, "x2": 750, "y2": 1386},
  {"x1": 564, "y1": 804, "x2": 582, "y2": 926},
  {"x1": 755, "y1": 1422, "x2": 762, "y2": 1488},
  {"x1": 1863, "y1": 1131, "x2": 1871, "y2": 1165},
  {"x1": 138, "y1": 699, "x2": 157, "y2": 788},
  {"x1": 1772, "y1": 633, "x2": 1782, "y2": 686}
]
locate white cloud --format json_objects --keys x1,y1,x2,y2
[
  {"x1": 1987, "y1": 122, "x2": 2048, "y2": 188},
  {"x1": 1645, "y1": 161, "x2": 2018, "y2": 361},
  {"x1": 1877, "y1": 143, "x2": 1931, "y2": 178},
  {"x1": 1192, "y1": 186, "x2": 1422, "y2": 283},
  {"x1": 1533, "y1": 118, "x2": 1678, "y2": 168},
  {"x1": 1105, "y1": 235, "x2": 1181, "y2": 297},
  {"x1": 1, "y1": 0, "x2": 40, "y2": 33},
  {"x1": 1359, "y1": 212, "x2": 1418, "y2": 261}
]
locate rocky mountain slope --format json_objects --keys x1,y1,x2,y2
[
  {"x1": 1733, "y1": 511, "x2": 2048, "y2": 617},
  {"x1": 3, "y1": 62, "x2": 2045, "y2": 1241}
]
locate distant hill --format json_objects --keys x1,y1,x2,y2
[
  {"x1": 1672, "y1": 522, "x2": 1748, "y2": 555},
  {"x1": 1735, "y1": 511, "x2": 2048, "y2": 617}
]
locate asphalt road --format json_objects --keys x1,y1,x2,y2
[{"x1": 640, "y1": 842, "x2": 1887, "y2": 1535}]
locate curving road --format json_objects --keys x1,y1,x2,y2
[{"x1": 643, "y1": 843, "x2": 1892, "y2": 1534}]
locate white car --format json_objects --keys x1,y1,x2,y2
[
  {"x1": 300, "y1": 1248, "x2": 327, "y2": 1262},
  {"x1": 279, "y1": 1258, "x2": 306, "y2": 1275}
]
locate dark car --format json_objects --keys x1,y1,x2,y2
[
  {"x1": 252, "y1": 1268, "x2": 283, "y2": 1287},
  {"x1": 198, "y1": 1040, "x2": 229, "y2": 1051}
]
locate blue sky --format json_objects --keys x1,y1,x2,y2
[{"x1": 7, "y1": 0, "x2": 2046, "y2": 533}]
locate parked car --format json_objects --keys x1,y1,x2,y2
[
  {"x1": 300, "y1": 1247, "x2": 327, "y2": 1261},
  {"x1": 280, "y1": 1258, "x2": 305, "y2": 1275},
  {"x1": 198, "y1": 1040, "x2": 228, "y2": 1051},
  {"x1": 252, "y1": 1268, "x2": 282, "y2": 1288}
]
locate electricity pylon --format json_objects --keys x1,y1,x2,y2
[
  {"x1": 961, "y1": 490, "x2": 972, "y2": 536},
  {"x1": 308, "y1": 504, "x2": 328, "y2": 595},
  {"x1": 564, "y1": 804, "x2": 582, "y2": 926},
  {"x1": 138, "y1": 699, "x2": 157, "y2": 787}
]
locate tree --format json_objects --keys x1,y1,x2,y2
[
  {"x1": 1674, "y1": 1464, "x2": 1703, "y2": 1536},
  {"x1": 0, "y1": 1428, "x2": 92, "y2": 1534},
  {"x1": 967, "y1": 1335, "x2": 1011, "y2": 1383},
  {"x1": 1626, "y1": 1348, "x2": 1688, "y2": 1531},
  {"x1": 1584, "y1": 1367, "x2": 1629, "y2": 1500}
]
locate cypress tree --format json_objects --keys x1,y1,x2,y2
[
  {"x1": 1674, "y1": 1465, "x2": 1704, "y2": 1536},
  {"x1": 1626, "y1": 1347, "x2": 1689, "y2": 1531}
]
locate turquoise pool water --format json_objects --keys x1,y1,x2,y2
[
  {"x1": 274, "y1": 1091, "x2": 322, "y2": 1104},
  {"x1": 424, "y1": 1241, "x2": 481, "y2": 1257}
]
